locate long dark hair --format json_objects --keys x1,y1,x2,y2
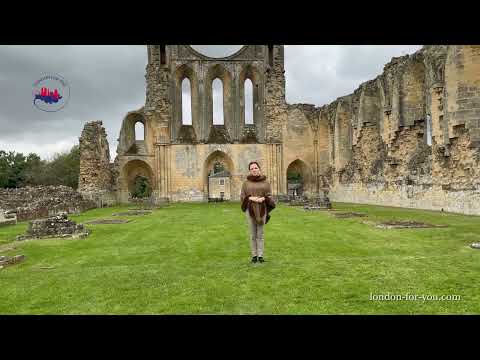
[{"x1": 248, "y1": 161, "x2": 261, "y2": 170}]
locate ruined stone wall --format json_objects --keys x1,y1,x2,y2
[
  {"x1": 328, "y1": 45, "x2": 480, "y2": 215},
  {"x1": 78, "y1": 120, "x2": 117, "y2": 206},
  {"x1": 145, "y1": 45, "x2": 171, "y2": 127},
  {"x1": 333, "y1": 99, "x2": 353, "y2": 171},
  {"x1": 432, "y1": 125, "x2": 480, "y2": 189},
  {"x1": 317, "y1": 113, "x2": 331, "y2": 173},
  {"x1": 113, "y1": 143, "x2": 276, "y2": 203},
  {"x1": 265, "y1": 45, "x2": 287, "y2": 143},
  {"x1": 284, "y1": 104, "x2": 318, "y2": 196},
  {"x1": 0, "y1": 185, "x2": 96, "y2": 221},
  {"x1": 339, "y1": 125, "x2": 387, "y2": 185},
  {"x1": 16, "y1": 212, "x2": 89, "y2": 241},
  {"x1": 78, "y1": 121, "x2": 113, "y2": 191},
  {"x1": 78, "y1": 45, "x2": 480, "y2": 214},
  {"x1": 112, "y1": 45, "x2": 287, "y2": 204},
  {"x1": 354, "y1": 79, "x2": 381, "y2": 145}
]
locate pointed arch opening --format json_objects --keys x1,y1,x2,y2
[
  {"x1": 204, "y1": 150, "x2": 234, "y2": 201},
  {"x1": 181, "y1": 78, "x2": 192, "y2": 125},
  {"x1": 286, "y1": 159, "x2": 313, "y2": 198},
  {"x1": 119, "y1": 112, "x2": 147, "y2": 155},
  {"x1": 174, "y1": 64, "x2": 199, "y2": 143},
  {"x1": 135, "y1": 121, "x2": 144, "y2": 141},
  {"x1": 244, "y1": 78, "x2": 254, "y2": 125},
  {"x1": 212, "y1": 78, "x2": 224, "y2": 125},
  {"x1": 122, "y1": 159, "x2": 155, "y2": 200}
]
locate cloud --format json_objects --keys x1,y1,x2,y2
[
  {"x1": 0, "y1": 45, "x2": 146, "y2": 160},
  {"x1": 0, "y1": 135, "x2": 80, "y2": 161},
  {"x1": 284, "y1": 45, "x2": 422, "y2": 105}
]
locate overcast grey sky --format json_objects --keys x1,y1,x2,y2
[{"x1": 0, "y1": 45, "x2": 421, "y2": 161}]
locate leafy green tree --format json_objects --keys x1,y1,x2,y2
[
  {"x1": 132, "y1": 175, "x2": 151, "y2": 198},
  {"x1": 23, "y1": 153, "x2": 48, "y2": 186},
  {"x1": 287, "y1": 171, "x2": 302, "y2": 182},
  {"x1": 0, "y1": 150, "x2": 27, "y2": 188},
  {"x1": 0, "y1": 144, "x2": 80, "y2": 189},
  {"x1": 42, "y1": 145, "x2": 80, "y2": 189},
  {"x1": 0, "y1": 150, "x2": 8, "y2": 188}
]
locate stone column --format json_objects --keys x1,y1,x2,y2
[{"x1": 265, "y1": 143, "x2": 284, "y2": 195}]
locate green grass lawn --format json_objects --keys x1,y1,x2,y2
[{"x1": 1, "y1": 201, "x2": 479, "y2": 314}]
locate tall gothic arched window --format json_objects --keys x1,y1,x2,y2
[
  {"x1": 244, "y1": 78, "x2": 254, "y2": 125},
  {"x1": 181, "y1": 78, "x2": 192, "y2": 125},
  {"x1": 212, "y1": 78, "x2": 224, "y2": 125}
]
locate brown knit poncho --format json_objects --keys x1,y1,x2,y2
[{"x1": 240, "y1": 175, "x2": 276, "y2": 225}]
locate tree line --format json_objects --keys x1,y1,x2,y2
[{"x1": 0, "y1": 145, "x2": 80, "y2": 189}]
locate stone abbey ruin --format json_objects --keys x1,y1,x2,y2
[{"x1": 78, "y1": 45, "x2": 480, "y2": 215}]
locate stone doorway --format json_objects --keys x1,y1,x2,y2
[
  {"x1": 204, "y1": 151, "x2": 234, "y2": 201},
  {"x1": 208, "y1": 162, "x2": 231, "y2": 201},
  {"x1": 286, "y1": 159, "x2": 312, "y2": 199}
]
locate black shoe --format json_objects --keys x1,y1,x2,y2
[
  {"x1": 258, "y1": 257, "x2": 265, "y2": 263},
  {"x1": 251, "y1": 256, "x2": 258, "y2": 263}
]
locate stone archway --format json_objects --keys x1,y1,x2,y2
[
  {"x1": 203, "y1": 150, "x2": 234, "y2": 200},
  {"x1": 121, "y1": 159, "x2": 155, "y2": 200},
  {"x1": 286, "y1": 159, "x2": 313, "y2": 198},
  {"x1": 118, "y1": 111, "x2": 148, "y2": 156}
]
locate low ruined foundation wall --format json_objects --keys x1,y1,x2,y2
[
  {"x1": 329, "y1": 182, "x2": 480, "y2": 216},
  {"x1": 80, "y1": 190, "x2": 118, "y2": 208},
  {"x1": 0, "y1": 185, "x2": 99, "y2": 221}
]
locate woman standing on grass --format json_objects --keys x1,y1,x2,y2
[{"x1": 240, "y1": 161, "x2": 276, "y2": 263}]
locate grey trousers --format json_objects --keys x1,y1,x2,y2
[{"x1": 245, "y1": 211, "x2": 266, "y2": 257}]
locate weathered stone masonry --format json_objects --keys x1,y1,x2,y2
[
  {"x1": 78, "y1": 121, "x2": 117, "y2": 206},
  {"x1": 80, "y1": 45, "x2": 290, "y2": 204},
  {"x1": 0, "y1": 185, "x2": 96, "y2": 221},
  {"x1": 326, "y1": 46, "x2": 480, "y2": 215},
  {"x1": 79, "y1": 45, "x2": 480, "y2": 215}
]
